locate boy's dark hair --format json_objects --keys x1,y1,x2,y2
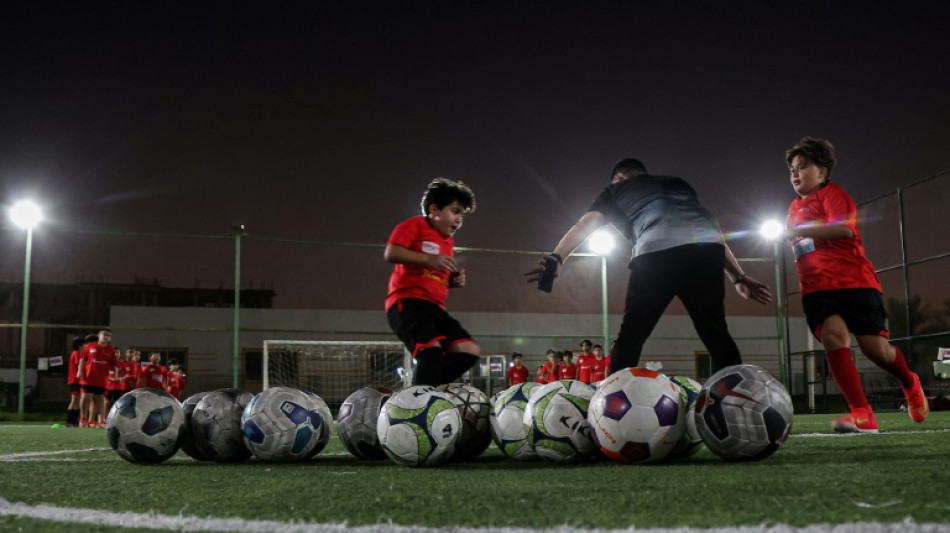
[
  {"x1": 420, "y1": 177, "x2": 476, "y2": 215},
  {"x1": 611, "y1": 158, "x2": 647, "y2": 179},
  {"x1": 786, "y1": 137, "x2": 836, "y2": 181},
  {"x1": 84, "y1": 334, "x2": 98, "y2": 343},
  {"x1": 593, "y1": 344, "x2": 603, "y2": 350},
  {"x1": 511, "y1": 352, "x2": 523, "y2": 359},
  {"x1": 72, "y1": 337, "x2": 85, "y2": 350},
  {"x1": 168, "y1": 359, "x2": 179, "y2": 366}
]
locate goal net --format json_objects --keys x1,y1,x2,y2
[{"x1": 262, "y1": 340, "x2": 411, "y2": 410}]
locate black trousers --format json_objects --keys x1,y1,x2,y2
[{"x1": 609, "y1": 243, "x2": 742, "y2": 374}]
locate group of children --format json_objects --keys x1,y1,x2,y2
[
  {"x1": 505, "y1": 339, "x2": 611, "y2": 386},
  {"x1": 66, "y1": 329, "x2": 187, "y2": 428}
]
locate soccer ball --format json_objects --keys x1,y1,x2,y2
[
  {"x1": 588, "y1": 368, "x2": 686, "y2": 464},
  {"x1": 694, "y1": 364, "x2": 794, "y2": 461},
  {"x1": 241, "y1": 387, "x2": 333, "y2": 462},
  {"x1": 337, "y1": 386, "x2": 393, "y2": 460},
  {"x1": 667, "y1": 375, "x2": 704, "y2": 459},
  {"x1": 180, "y1": 391, "x2": 211, "y2": 461},
  {"x1": 490, "y1": 382, "x2": 540, "y2": 460},
  {"x1": 441, "y1": 383, "x2": 492, "y2": 462},
  {"x1": 376, "y1": 385, "x2": 461, "y2": 467},
  {"x1": 106, "y1": 388, "x2": 185, "y2": 464},
  {"x1": 524, "y1": 379, "x2": 597, "y2": 463},
  {"x1": 191, "y1": 388, "x2": 254, "y2": 463}
]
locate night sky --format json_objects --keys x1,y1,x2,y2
[{"x1": 2, "y1": 2, "x2": 949, "y2": 310}]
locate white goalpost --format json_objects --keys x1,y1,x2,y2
[{"x1": 262, "y1": 340, "x2": 412, "y2": 409}]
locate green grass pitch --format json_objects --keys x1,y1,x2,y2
[{"x1": 1, "y1": 411, "x2": 949, "y2": 532}]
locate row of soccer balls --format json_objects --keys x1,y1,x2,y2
[
  {"x1": 364, "y1": 364, "x2": 794, "y2": 467},
  {"x1": 105, "y1": 363, "x2": 793, "y2": 466}
]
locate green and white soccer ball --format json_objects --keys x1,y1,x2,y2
[
  {"x1": 668, "y1": 375, "x2": 704, "y2": 459},
  {"x1": 524, "y1": 379, "x2": 597, "y2": 463},
  {"x1": 241, "y1": 387, "x2": 333, "y2": 462},
  {"x1": 376, "y1": 385, "x2": 461, "y2": 467},
  {"x1": 490, "y1": 382, "x2": 540, "y2": 460}
]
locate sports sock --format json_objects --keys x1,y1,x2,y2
[
  {"x1": 825, "y1": 347, "x2": 870, "y2": 410},
  {"x1": 439, "y1": 352, "x2": 479, "y2": 384},
  {"x1": 874, "y1": 346, "x2": 916, "y2": 389},
  {"x1": 67, "y1": 409, "x2": 79, "y2": 426},
  {"x1": 412, "y1": 348, "x2": 444, "y2": 387}
]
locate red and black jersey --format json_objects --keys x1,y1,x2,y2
[
  {"x1": 78, "y1": 344, "x2": 118, "y2": 388},
  {"x1": 788, "y1": 183, "x2": 881, "y2": 296},
  {"x1": 385, "y1": 216, "x2": 454, "y2": 311},
  {"x1": 507, "y1": 365, "x2": 529, "y2": 385}
]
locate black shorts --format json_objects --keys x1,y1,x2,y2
[
  {"x1": 80, "y1": 385, "x2": 106, "y2": 395},
  {"x1": 108, "y1": 389, "x2": 125, "y2": 402},
  {"x1": 802, "y1": 288, "x2": 888, "y2": 339},
  {"x1": 68, "y1": 383, "x2": 80, "y2": 395},
  {"x1": 386, "y1": 299, "x2": 474, "y2": 357}
]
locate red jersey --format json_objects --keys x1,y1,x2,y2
[
  {"x1": 117, "y1": 360, "x2": 137, "y2": 391},
  {"x1": 165, "y1": 372, "x2": 186, "y2": 399},
  {"x1": 576, "y1": 354, "x2": 593, "y2": 384},
  {"x1": 105, "y1": 368, "x2": 120, "y2": 391},
  {"x1": 559, "y1": 363, "x2": 577, "y2": 380},
  {"x1": 507, "y1": 364, "x2": 529, "y2": 385},
  {"x1": 590, "y1": 357, "x2": 608, "y2": 383},
  {"x1": 67, "y1": 350, "x2": 81, "y2": 385},
  {"x1": 787, "y1": 183, "x2": 881, "y2": 296},
  {"x1": 385, "y1": 216, "x2": 454, "y2": 311},
  {"x1": 537, "y1": 362, "x2": 560, "y2": 384},
  {"x1": 78, "y1": 343, "x2": 119, "y2": 388},
  {"x1": 140, "y1": 364, "x2": 167, "y2": 390}
]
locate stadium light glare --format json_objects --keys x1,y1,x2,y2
[
  {"x1": 588, "y1": 229, "x2": 615, "y2": 256},
  {"x1": 760, "y1": 220, "x2": 785, "y2": 240},
  {"x1": 9, "y1": 200, "x2": 42, "y2": 229}
]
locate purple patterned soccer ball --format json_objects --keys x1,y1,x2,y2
[{"x1": 587, "y1": 367, "x2": 686, "y2": 464}]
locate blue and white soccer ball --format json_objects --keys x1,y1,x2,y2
[
  {"x1": 241, "y1": 387, "x2": 332, "y2": 462},
  {"x1": 668, "y1": 375, "x2": 704, "y2": 459},
  {"x1": 588, "y1": 368, "x2": 686, "y2": 464},
  {"x1": 376, "y1": 385, "x2": 461, "y2": 467},
  {"x1": 694, "y1": 364, "x2": 794, "y2": 461},
  {"x1": 106, "y1": 388, "x2": 185, "y2": 464},
  {"x1": 191, "y1": 388, "x2": 254, "y2": 463},
  {"x1": 489, "y1": 382, "x2": 540, "y2": 460},
  {"x1": 524, "y1": 379, "x2": 597, "y2": 463}
]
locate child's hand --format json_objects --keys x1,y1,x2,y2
[
  {"x1": 449, "y1": 269, "x2": 466, "y2": 288},
  {"x1": 426, "y1": 254, "x2": 458, "y2": 272}
]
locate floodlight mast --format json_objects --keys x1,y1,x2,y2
[
  {"x1": 589, "y1": 229, "x2": 615, "y2": 351},
  {"x1": 8, "y1": 200, "x2": 43, "y2": 416},
  {"x1": 759, "y1": 219, "x2": 789, "y2": 388}
]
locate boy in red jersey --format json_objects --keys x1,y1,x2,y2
[
  {"x1": 559, "y1": 351, "x2": 577, "y2": 380},
  {"x1": 536, "y1": 350, "x2": 560, "y2": 384},
  {"x1": 164, "y1": 359, "x2": 186, "y2": 400},
  {"x1": 506, "y1": 353, "x2": 529, "y2": 386},
  {"x1": 589, "y1": 344, "x2": 609, "y2": 383},
  {"x1": 784, "y1": 137, "x2": 928, "y2": 433},
  {"x1": 576, "y1": 340, "x2": 594, "y2": 384},
  {"x1": 118, "y1": 348, "x2": 139, "y2": 393},
  {"x1": 385, "y1": 177, "x2": 480, "y2": 386},
  {"x1": 139, "y1": 352, "x2": 168, "y2": 390},
  {"x1": 77, "y1": 329, "x2": 119, "y2": 428},
  {"x1": 65, "y1": 336, "x2": 89, "y2": 427}
]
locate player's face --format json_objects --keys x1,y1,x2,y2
[
  {"x1": 789, "y1": 155, "x2": 827, "y2": 197},
  {"x1": 98, "y1": 331, "x2": 112, "y2": 345},
  {"x1": 593, "y1": 346, "x2": 603, "y2": 358},
  {"x1": 428, "y1": 201, "x2": 466, "y2": 237}
]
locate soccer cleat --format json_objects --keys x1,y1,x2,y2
[
  {"x1": 831, "y1": 407, "x2": 879, "y2": 434},
  {"x1": 79, "y1": 417, "x2": 87, "y2": 428},
  {"x1": 902, "y1": 374, "x2": 929, "y2": 423},
  {"x1": 98, "y1": 421, "x2": 108, "y2": 428}
]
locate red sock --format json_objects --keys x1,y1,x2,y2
[
  {"x1": 826, "y1": 347, "x2": 870, "y2": 410},
  {"x1": 876, "y1": 347, "x2": 916, "y2": 389}
]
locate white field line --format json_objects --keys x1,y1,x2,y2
[{"x1": 1, "y1": 499, "x2": 949, "y2": 533}]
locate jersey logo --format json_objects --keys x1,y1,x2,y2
[{"x1": 421, "y1": 241, "x2": 440, "y2": 255}]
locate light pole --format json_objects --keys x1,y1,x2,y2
[
  {"x1": 9, "y1": 200, "x2": 43, "y2": 416},
  {"x1": 760, "y1": 220, "x2": 789, "y2": 388},
  {"x1": 589, "y1": 229, "x2": 615, "y2": 351}
]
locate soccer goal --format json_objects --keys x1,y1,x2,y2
[{"x1": 262, "y1": 340, "x2": 411, "y2": 409}]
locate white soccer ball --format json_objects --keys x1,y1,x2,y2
[
  {"x1": 668, "y1": 375, "x2": 704, "y2": 459},
  {"x1": 441, "y1": 383, "x2": 493, "y2": 462},
  {"x1": 191, "y1": 388, "x2": 254, "y2": 463},
  {"x1": 337, "y1": 386, "x2": 393, "y2": 460},
  {"x1": 106, "y1": 388, "x2": 185, "y2": 464},
  {"x1": 241, "y1": 387, "x2": 333, "y2": 462},
  {"x1": 588, "y1": 368, "x2": 686, "y2": 464},
  {"x1": 524, "y1": 379, "x2": 597, "y2": 463},
  {"x1": 490, "y1": 382, "x2": 540, "y2": 460},
  {"x1": 376, "y1": 385, "x2": 461, "y2": 467},
  {"x1": 695, "y1": 364, "x2": 794, "y2": 461}
]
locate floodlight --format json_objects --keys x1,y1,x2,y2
[
  {"x1": 9, "y1": 200, "x2": 42, "y2": 230},
  {"x1": 760, "y1": 220, "x2": 784, "y2": 240},
  {"x1": 589, "y1": 229, "x2": 615, "y2": 256}
]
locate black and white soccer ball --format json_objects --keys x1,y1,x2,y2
[
  {"x1": 694, "y1": 364, "x2": 794, "y2": 461},
  {"x1": 376, "y1": 385, "x2": 461, "y2": 467},
  {"x1": 179, "y1": 391, "x2": 211, "y2": 461},
  {"x1": 337, "y1": 386, "x2": 393, "y2": 460},
  {"x1": 191, "y1": 388, "x2": 254, "y2": 463},
  {"x1": 241, "y1": 387, "x2": 332, "y2": 462},
  {"x1": 106, "y1": 388, "x2": 185, "y2": 464},
  {"x1": 441, "y1": 383, "x2": 492, "y2": 462}
]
